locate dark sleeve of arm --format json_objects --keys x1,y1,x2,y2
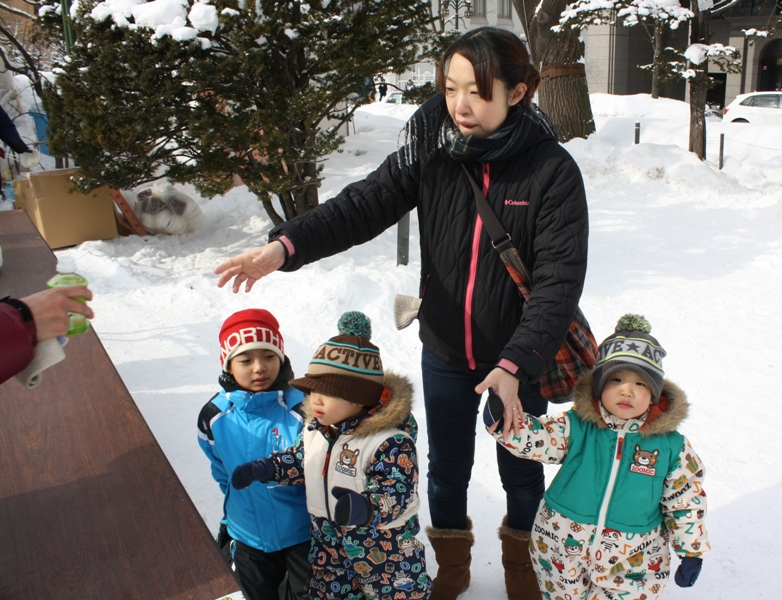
[
  {"x1": 269, "y1": 150, "x2": 419, "y2": 272},
  {"x1": 196, "y1": 398, "x2": 231, "y2": 494},
  {"x1": 270, "y1": 437, "x2": 306, "y2": 486},
  {"x1": 499, "y1": 153, "x2": 589, "y2": 381},
  {"x1": 0, "y1": 107, "x2": 30, "y2": 154},
  {"x1": 0, "y1": 301, "x2": 37, "y2": 384},
  {"x1": 365, "y1": 434, "x2": 419, "y2": 527}
]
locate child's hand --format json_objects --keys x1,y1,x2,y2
[
  {"x1": 483, "y1": 391, "x2": 506, "y2": 433},
  {"x1": 331, "y1": 487, "x2": 372, "y2": 527},
  {"x1": 674, "y1": 557, "x2": 702, "y2": 587},
  {"x1": 231, "y1": 458, "x2": 274, "y2": 489}
]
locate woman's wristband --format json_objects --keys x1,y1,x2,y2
[{"x1": 1, "y1": 296, "x2": 34, "y2": 322}]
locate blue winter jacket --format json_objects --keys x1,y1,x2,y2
[{"x1": 197, "y1": 371, "x2": 310, "y2": 552}]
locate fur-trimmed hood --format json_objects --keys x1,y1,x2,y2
[
  {"x1": 303, "y1": 370, "x2": 415, "y2": 439},
  {"x1": 572, "y1": 371, "x2": 689, "y2": 436}
]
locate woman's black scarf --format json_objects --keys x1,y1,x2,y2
[{"x1": 398, "y1": 93, "x2": 559, "y2": 175}]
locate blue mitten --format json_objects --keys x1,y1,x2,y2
[
  {"x1": 482, "y1": 391, "x2": 505, "y2": 429},
  {"x1": 231, "y1": 458, "x2": 275, "y2": 489},
  {"x1": 331, "y1": 486, "x2": 372, "y2": 527},
  {"x1": 674, "y1": 557, "x2": 702, "y2": 587}
]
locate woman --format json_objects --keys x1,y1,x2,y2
[{"x1": 215, "y1": 27, "x2": 589, "y2": 600}]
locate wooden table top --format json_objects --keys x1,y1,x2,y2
[{"x1": 0, "y1": 210, "x2": 240, "y2": 599}]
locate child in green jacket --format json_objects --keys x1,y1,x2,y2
[{"x1": 484, "y1": 314, "x2": 709, "y2": 600}]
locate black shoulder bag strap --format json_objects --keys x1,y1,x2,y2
[{"x1": 459, "y1": 162, "x2": 533, "y2": 300}]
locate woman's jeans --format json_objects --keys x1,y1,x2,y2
[{"x1": 422, "y1": 346, "x2": 547, "y2": 532}]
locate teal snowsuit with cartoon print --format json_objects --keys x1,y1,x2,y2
[{"x1": 489, "y1": 372, "x2": 709, "y2": 600}]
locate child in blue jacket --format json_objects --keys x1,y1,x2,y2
[{"x1": 197, "y1": 308, "x2": 311, "y2": 600}]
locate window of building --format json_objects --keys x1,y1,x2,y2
[
  {"x1": 498, "y1": 0, "x2": 513, "y2": 19},
  {"x1": 473, "y1": 0, "x2": 486, "y2": 17},
  {"x1": 722, "y1": 0, "x2": 779, "y2": 17}
]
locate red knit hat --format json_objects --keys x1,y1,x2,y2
[{"x1": 219, "y1": 309, "x2": 284, "y2": 371}]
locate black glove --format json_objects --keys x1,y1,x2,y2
[
  {"x1": 482, "y1": 391, "x2": 506, "y2": 429},
  {"x1": 231, "y1": 458, "x2": 274, "y2": 489},
  {"x1": 674, "y1": 556, "x2": 702, "y2": 587},
  {"x1": 331, "y1": 486, "x2": 372, "y2": 527}
]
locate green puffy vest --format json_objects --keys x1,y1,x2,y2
[{"x1": 544, "y1": 409, "x2": 684, "y2": 534}]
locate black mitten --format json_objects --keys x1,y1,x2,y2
[
  {"x1": 231, "y1": 458, "x2": 274, "y2": 489},
  {"x1": 674, "y1": 556, "x2": 703, "y2": 587},
  {"x1": 482, "y1": 391, "x2": 505, "y2": 429},
  {"x1": 331, "y1": 486, "x2": 372, "y2": 527}
]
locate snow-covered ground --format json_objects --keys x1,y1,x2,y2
[{"x1": 6, "y1": 94, "x2": 781, "y2": 599}]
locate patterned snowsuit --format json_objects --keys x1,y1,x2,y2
[
  {"x1": 267, "y1": 371, "x2": 431, "y2": 600},
  {"x1": 489, "y1": 372, "x2": 709, "y2": 600}
]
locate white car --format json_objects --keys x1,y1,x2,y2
[
  {"x1": 723, "y1": 91, "x2": 782, "y2": 124},
  {"x1": 385, "y1": 92, "x2": 404, "y2": 105}
]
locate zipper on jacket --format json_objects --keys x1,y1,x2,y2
[
  {"x1": 589, "y1": 428, "x2": 626, "y2": 559},
  {"x1": 464, "y1": 163, "x2": 491, "y2": 370},
  {"x1": 322, "y1": 435, "x2": 336, "y2": 522}
]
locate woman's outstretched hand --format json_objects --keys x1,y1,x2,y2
[
  {"x1": 214, "y1": 241, "x2": 286, "y2": 293},
  {"x1": 475, "y1": 367, "x2": 523, "y2": 442}
]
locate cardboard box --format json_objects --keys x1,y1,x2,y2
[
  {"x1": 12, "y1": 178, "x2": 29, "y2": 211},
  {"x1": 21, "y1": 168, "x2": 119, "y2": 249}
]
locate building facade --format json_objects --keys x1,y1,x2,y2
[
  {"x1": 387, "y1": 0, "x2": 526, "y2": 90},
  {"x1": 392, "y1": 0, "x2": 780, "y2": 109},
  {"x1": 582, "y1": 4, "x2": 782, "y2": 107}
]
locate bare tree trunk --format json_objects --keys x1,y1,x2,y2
[
  {"x1": 651, "y1": 27, "x2": 662, "y2": 99},
  {"x1": 689, "y1": 85, "x2": 708, "y2": 158},
  {"x1": 512, "y1": 0, "x2": 596, "y2": 142},
  {"x1": 293, "y1": 161, "x2": 320, "y2": 215},
  {"x1": 538, "y1": 69, "x2": 595, "y2": 141},
  {"x1": 269, "y1": 163, "x2": 319, "y2": 223},
  {"x1": 262, "y1": 196, "x2": 284, "y2": 226},
  {"x1": 688, "y1": 4, "x2": 710, "y2": 159}
]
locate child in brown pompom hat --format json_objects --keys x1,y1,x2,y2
[{"x1": 231, "y1": 311, "x2": 432, "y2": 599}]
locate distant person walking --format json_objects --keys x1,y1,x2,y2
[
  {"x1": 0, "y1": 105, "x2": 39, "y2": 198},
  {"x1": 378, "y1": 79, "x2": 388, "y2": 101}
]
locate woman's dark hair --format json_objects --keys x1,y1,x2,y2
[{"x1": 436, "y1": 27, "x2": 540, "y2": 108}]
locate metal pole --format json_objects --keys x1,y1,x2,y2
[
  {"x1": 397, "y1": 212, "x2": 410, "y2": 266},
  {"x1": 703, "y1": 117, "x2": 707, "y2": 160},
  {"x1": 719, "y1": 133, "x2": 724, "y2": 170},
  {"x1": 60, "y1": 0, "x2": 75, "y2": 53},
  {"x1": 634, "y1": 122, "x2": 640, "y2": 144},
  {"x1": 739, "y1": 36, "x2": 749, "y2": 95}
]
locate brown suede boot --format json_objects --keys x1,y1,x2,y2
[
  {"x1": 426, "y1": 517, "x2": 474, "y2": 600},
  {"x1": 498, "y1": 518, "x2": 541, "y2": 600}
]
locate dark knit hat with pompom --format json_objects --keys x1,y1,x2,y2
[
  {"x1": 592, "y1": 314, "x2": 667, "y2": 404},
  {"x1": 289, "y1": 311, "x2": 385, "y2": 407}
]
